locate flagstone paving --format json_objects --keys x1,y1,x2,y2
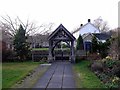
[{"x1": 33, "y1": 61, "x2": 76, "y2": 89}]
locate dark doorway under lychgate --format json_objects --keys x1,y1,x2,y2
[{"x1": 48, "y1": 24, "x2": 76, "y2": 63}]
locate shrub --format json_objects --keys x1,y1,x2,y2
[
  {"x1": 2, "y1": 50, "x2": 15, "y2": 62},
  {"x1": 113, "y1": 62, "x2": 120, "y2": 78},
  {"x1": 90, "y1": 56, "x2": 120, "y2": 88},
  {"x1": 91, "y1": 61, "x2": 103, "y2": 72},
  {"x1": 87, "y1": 53, "x2": 101, "y2": 60},
  {"x1": 75, "y1": 56, "x2": 86, "y2": 63}
]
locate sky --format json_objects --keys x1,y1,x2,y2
[{"x1": 0, "y1": 0, "x2": 119, "y2": 33}]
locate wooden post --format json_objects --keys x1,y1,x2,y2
[
  {"x1": 48, "y1": 41, "x2": 53, "y2": 63},
  {"x1": 71, "y1": 41, "x2": 75, "y2": 63},
  {"x1": 32, "y1": 51, "x2": 34, "y2": 62}
]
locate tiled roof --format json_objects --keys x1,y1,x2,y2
[{"x1": 92, "y1": 33, "x2": 111, "y2": 40}]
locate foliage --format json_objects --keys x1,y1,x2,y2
[
  {"x1": 75, "y1": 56, "x2": 86, "y2": 63},
  {"x1": 91, "y1": 61, "x2": 103, "y2": 72},
  {"x1": 98, "y1": 39, "x2": 111, "y2": 58},
  {"x1": 2, "y1": 49, "x2": 14, "y2": 62},
  {"x1": 118, "y1": 28, "x2": 120, "y2": 60},
  {"x1": 91, "y1": 35, "x2": 110, "y2": 58},
  {"x1": 90, "y1": 56, "x2": 120, "y2": 88},
  {"x1": 2, "y1": 62, "x2": 41, "y2": 88},
  {"x1": 109, "y1": 36, "x2": 119, "y2": 60},
  {"x1": 62, "y1": 43, "x2": 69, "y2": 48},
  {"x1": 76, "y1": 35, "x2": 84, "y2": 50},
  {"x1": 91, "y1": 36, "x2": 99, "y2": 53},
  {"x1": 73, "y1": 60, "x2": 105, "y2": 88},
  {"x1": 13, "y1": 25, "x2": 31, "y2": 61}
]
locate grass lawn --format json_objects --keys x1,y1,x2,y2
[
  {"x1": 0, "y1": 63, "x2": 2, "y2": 89},
  {"x1": 2, "y1": 61, "x2": 42, "y2": 88},
  {"x1": 73, "y1": 60, "x2": 105, "y2": 88},
  {"x1": 32, "y1": 48, "x2": 49, "y2": 51},
  {"x1": 32, "y1": 48, "x2": 70, "y2": 51}
]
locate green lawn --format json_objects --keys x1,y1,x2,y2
[
  {"x1": 73, "y1": 60, "x2": 105, "y2": 88},
  {"x1": 32, "y1": 48, "x2": 70, "y2": 51},
  {"x1": 2, "y1": 62, "x2": 41, "y2": 88},
  {"x1": 0, "y1": 63, "x2": 2, "y2": 89},
  {"x1": 32, "y1": 48, "x2": 49, "y2": 51}
]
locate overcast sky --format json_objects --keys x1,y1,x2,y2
[{"x1": 0, "y1": 0, "x2": 119, "y2": 32}]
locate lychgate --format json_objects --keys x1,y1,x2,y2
[{"x1": 48, "y1": 24, "x2": 76, "y2": 63}]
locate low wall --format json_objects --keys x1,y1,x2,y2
[
  {"x1": 32, "y1": 49, "x2": 70, "y2": 62},
  {"x1": 32, "y1": 49, "x2": 86, "y2": 62}
]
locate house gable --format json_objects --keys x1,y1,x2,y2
[
  {"x1": 80, "y1": 23, "x2": 100, "y2": 35},
  {"x1": 82, "y1": 33, "x2": 93, "y2": 42}
]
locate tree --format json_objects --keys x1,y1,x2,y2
[
  {"x1": 99, "y1": 39, "x2": 110, "y2": 58},
  {"x1": 13, "y1": 24, "x2": 30, "y2": 61},
  {"x1": 108, "y1": 29, "x2": 119, "y2": 60},
  {"x1": 93, "y1": 16, "x2": 109, "y2": 32},
  {"x1": 92, "y1": 36, "x2": 98, "y2": 53},
  {"x1": 76, "y1": 35, "x2": 84, "y2": 50},
  {"x1": 118, "y1": 28, "x2": 120, "y2": 60},
  {"x1": 1, "y1": 15, "x2": 43, "y2": 37}
]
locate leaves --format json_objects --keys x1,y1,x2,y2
[
  {"x1": 13, "y1": 25, "x2": 30, "y2": 61},
  {"x1": 76, "y1": 35, "x2": 84, "y2": 50}
]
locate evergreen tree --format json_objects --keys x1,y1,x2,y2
[
  {"x1": 98, "y1": 39, "x2": 111, "y2": 58},
  {"x1": 92, "y1": 36, "x2": 98, "y2": 53},
  {"x1": 76, "y1": 35, "x2": 84, "y2": 50},
  {"x1": 13, "y1": 24, "x2": 30, "y2": 61}
]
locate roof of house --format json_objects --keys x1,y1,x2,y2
[
  {"x1": 92, "y1": 33, "x2": 111, "y2": 40},
  {"x1": 82, "y1": 32, "x2": 111, "y2": 41},
  {"x1": 27, "y1": 34, "x2": 49, "y2": 43},
  {"x1": 48, "y1": 24, "x2": 76, "y2": 40}
]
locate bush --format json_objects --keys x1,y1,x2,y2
[
  {"x1": 91, "y1": 61, "x2": 103, "y2": 72},
  {"x1": 90, "y1": 56, "x2": 120, "y2": 88},
  {"x1": 2, "y1": 50, "x2": 15, "y2": 62},
  {"x1": 75, "y1": 56, "x2": 86, "y2": 63},
  {"x1": 87, "y1": 53, "x2": 101, "y2": 60}
]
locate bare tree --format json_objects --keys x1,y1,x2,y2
[
  {"x1": 93, "y1": 16, "x2": 110, "y2": 32},
  {"x1": 39, "y1": 23, "x2": 55, "y2": 35},
  {"x1": 0, "y1": 15, "x2": 55, "y2": 50},
  {"x1": 0, "y1": 15, "x2": 43, "y2": 37}
]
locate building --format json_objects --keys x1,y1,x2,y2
[
  {"x1": 82, "y1": 32, "x2": 111, "y2": 51},
  {"x1": 1, "y1": 30, "x2": 13, "y2": 50},
  {"x1": 73, "y1": 19, "x2": 100, "y2": 47},
  {"x1": 27, "y1": 34, "x2": 49, "y2": 48},
  {"x1": 79, "y1": 19, "x2": 100, "y2": 35}
]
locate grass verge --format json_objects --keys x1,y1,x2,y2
[
  {"x1": 2, "y1": 61, "x2": 42, "y2": 88},
  {"x1": 73, "y1": 60, "x2": 105, "y2": 88}
]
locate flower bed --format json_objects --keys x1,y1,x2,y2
[{"x1": 90, "y1": 56, "x2": 120, "y2": 88}]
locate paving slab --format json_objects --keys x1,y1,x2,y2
[{"x1": 33, "y1": 61, "x2": 76, "y2": 89}]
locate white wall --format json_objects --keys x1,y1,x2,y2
[{"x1": 80, "y1": 23, "x2": 100, "y2": 35}]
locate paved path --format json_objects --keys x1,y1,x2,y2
[{"x1": 33, "y1": 61, "x2": 76, "y2": 88}]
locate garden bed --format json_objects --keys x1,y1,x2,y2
[{"x1": 90, "y1": 56, "x2": 120, "y2": 88}]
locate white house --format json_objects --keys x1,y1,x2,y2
[
  {"x1": 79, "y1": 19, "x2": 100, "y2": 35},
  {"x1": 73, "y1": 19, "x2": 100, "y2": 47}
]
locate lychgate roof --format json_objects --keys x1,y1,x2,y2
[{"x1": 48, "y1": 24, "x2": 76, "y2": 40}]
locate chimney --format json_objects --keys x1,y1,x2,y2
[
  {"x1": 88, "y1": 19, "x2": 91, "y2": 22},
  {"x1": 80, "y1": 24, "x2": 83, "y2": 27}
]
